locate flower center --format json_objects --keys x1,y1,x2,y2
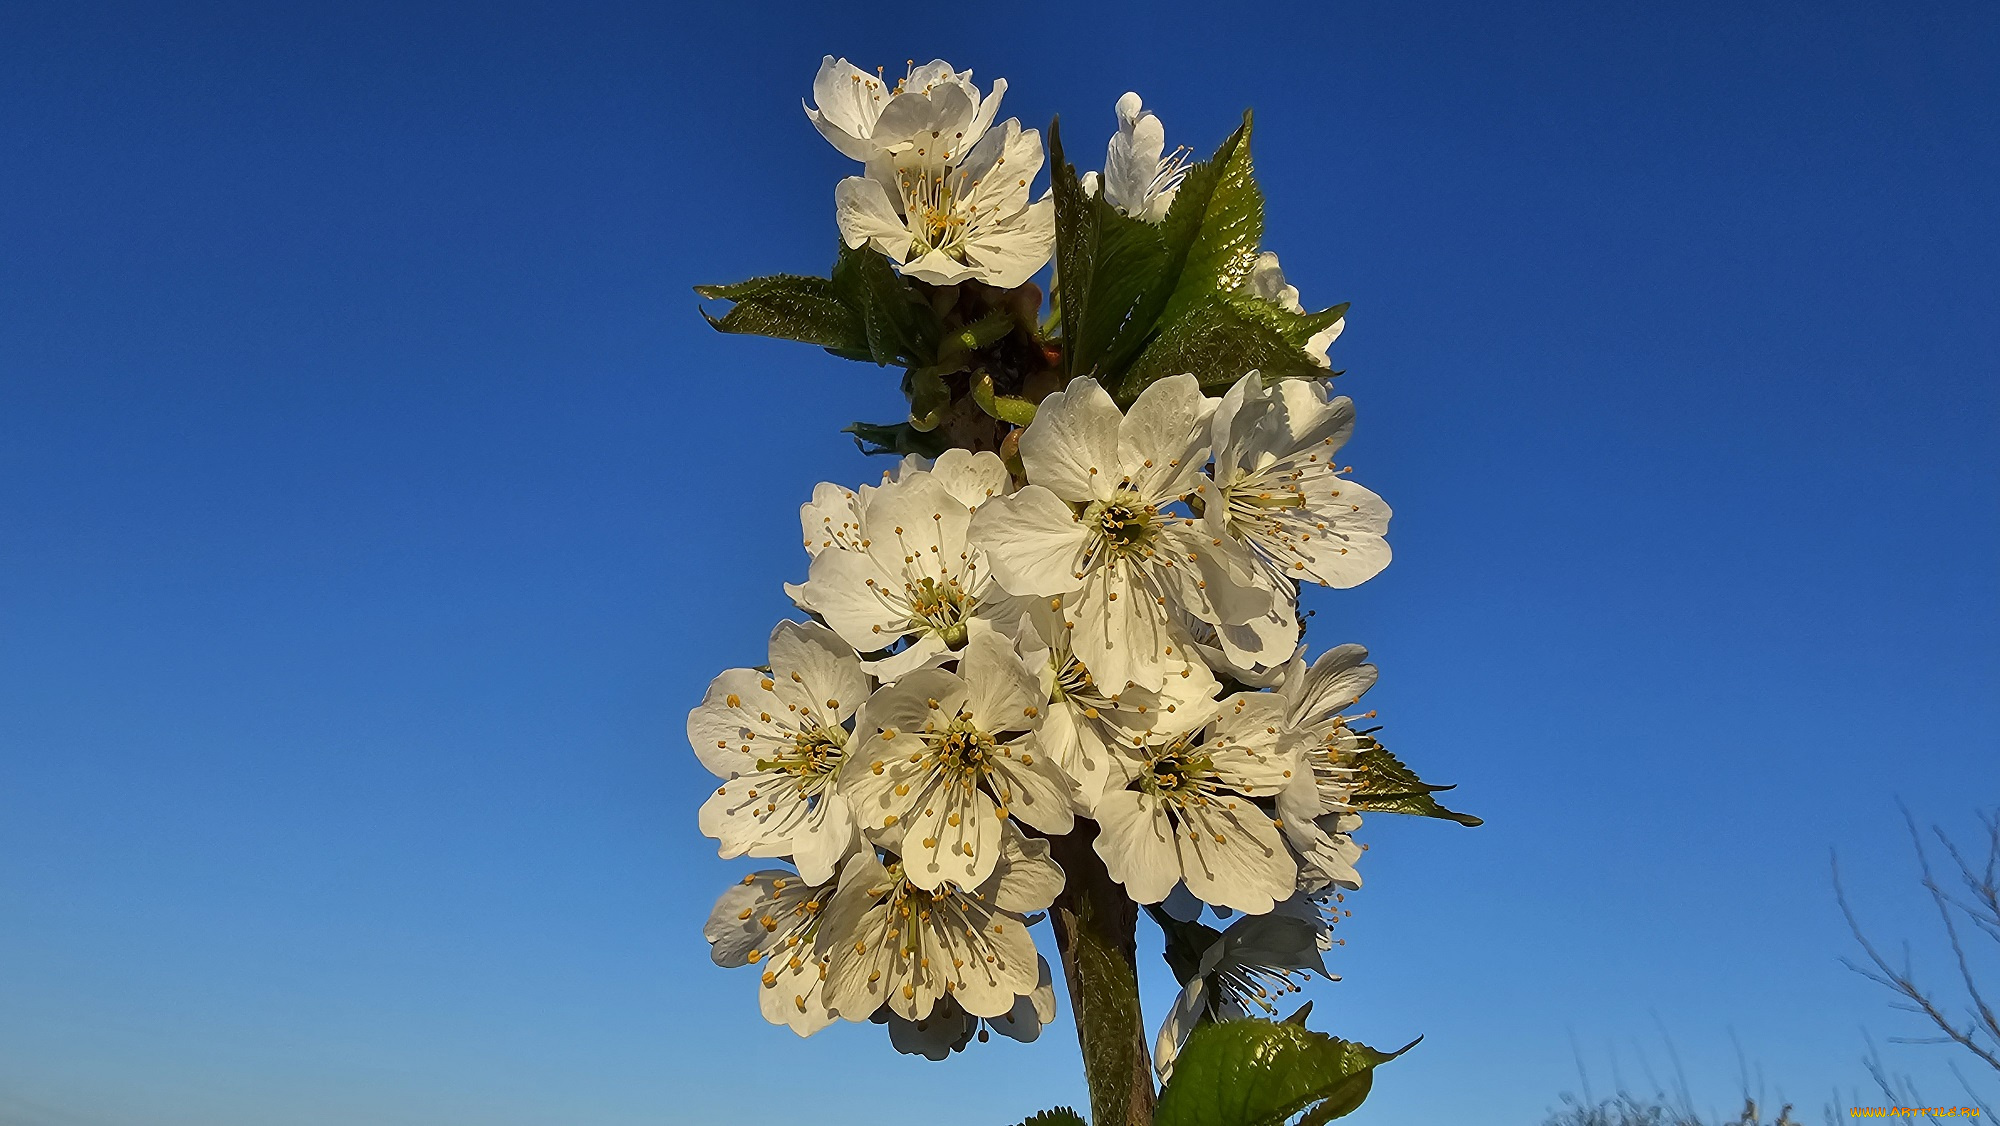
[
  {"x1": 928, "y1": 720, "x2": 994, "y2": 773},
  {"x1": 759, "y1": 727, "x2": 846, "y2": 793},
  {"x1": 1083, "y1": 489, "x2": 1161, "y2": 557},
  {"x1": 898, "y1": 165, "x2": 976, "y2": 260},
  {"x1": 907, "y1": 576, "x2": 970, "y2": 646},
  {"x1": 1052, "y1": 655, "x2": 1095, "y2": 703},
  {"x1": 1143, "y1": 742, "x2": 1214, "y2": 799}
]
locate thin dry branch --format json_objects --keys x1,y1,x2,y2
[{"x1": 1832, "y1": 805, "x2": 2000, "y2": 1076}]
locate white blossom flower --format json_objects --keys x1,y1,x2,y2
[
  {"x1": 688, "y1": 621, "x2": 869, "y2": 885},
  {"x1": 1209, "y1": 372, "x2": 1392, "y2": 600},
  {"x1": 820, "y1": 827, "x2": 1063, "y2": 1023},
  {"x1": 1021, "y1": 600, "x2": 1219, "y2": 813},
  {"x1": 880, "y1": 956, "x2": 1058, "y2": 1058},
  {"x1": 1153, "y1": 899, "x2": 1334, "y2": 1079},
  {"x1": 1081, "y1": 92, "x2": 1191, "y2": 223},
  {"x1": 1244, "y1": 252, "x2": 1343, "y2": 368},
  {"x1": 835, "y1": 112, "x2": 1056, "y2": 287},
  {"x1": 840, "y1": 630, "x2": 1075, "y2": 890},
  {"x1": 1092, "y1": 691, "x2": 1302, "y2": 915},
  {"x1": 968, "y1": 374, "x2": 1271, "y2": 695},
  {"x1": 1274, "y1": 644, "x2": 1380, "y2": 891},
  {"x1": 793, "y1": 451, "x2": 1021, "y2": 680},
  {"x1": 703, "y1": 869, "x2": 839, "y2": 1036},
  {"x1": 804, "y1": 57, "x2": 1006, "y2": 164}
]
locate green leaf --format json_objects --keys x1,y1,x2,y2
[
  {"x1": 694, "y1": 274, "x2": 867, "y2": 353},
  {"x1": 831, "y1": 243, "x2": 940, "y2": 367},
  {"x1": 1048, "y1": 118, "x2": 1171, "y2": 384},
  {"x1": 1155, "y1": 112, "x2": 1264, "y2": 332},
  {"x1": 843, "y1": 420, "x2": 951, "y2": 458},
  {"x1": 972, "y1": 373, "x2": 1039, "y2": 427},
  {"x1": 1118, "y1": 296, "x2": 1329, "y2": 398},
  {"x1": 1343, "y1": 738, "x2": 1483, "y2": 827},
  {"x1": 1276, "y1": 300, "x2": 1349, "y2": 352},
  {"x1": 1013, "y1": 1110, "x2": 1088, "y2": 1126},
  {"x1": 1155, "y1": 1021, "x2": 1418, "y2": 1126}
]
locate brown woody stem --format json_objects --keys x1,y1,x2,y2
[{"x1": 1049, "y1": 824, "x2": 1156, "y2": 1126}]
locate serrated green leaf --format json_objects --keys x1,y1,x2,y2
[
  {"x1": 1154, "y1": 1021, "x2": 1417, "y2": 1126},
  {"x1": 1274, "y1": 300, "x2": 1349, "y2": 352},
  {"x1": 831, "y1": 243, "x2": 940, "y2": 367},
  {"x1": 1343, "y1": 738, "x2": 1483, "y2": 827},
  {"x1": 1049, "y1": 119, "x2": 1172, "y2": 384},
  {"x1": 694, "y1": 274, "x2": 868, "y2": 352},
  {"x1": 1156, "y1": 112, "x2": 1263, "y2": 332},
  {"x1": 1118, "y1": 296, "x2": 1327, "y2": 399},
  {"x1": 1013, "y1": 1109, "x2": 1088, "y2": 1126},
  {"x1": 843, "y1": 420, "x2": 951, "y2": 458}
]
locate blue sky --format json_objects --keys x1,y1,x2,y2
[{"x1": 1, "y1": 2, "x2": 1995, "y2": 1123}]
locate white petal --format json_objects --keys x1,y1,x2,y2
[
  {"x1": 1019, "y1": 378, "x2": 1123, "y2": 503},
  {"x1": 1093, "y1": 789, "x2": 1181, "y2": 904},
  {"x1": 929, "y1": 448, "x2": 1014, "y2": 510},
  {"x1": 1120, "y1": 373, "x2": 1212, "y2": 502},
  {"x1": 697, "y1": 767, "x2": 811, "y2": 858},
  {"x1": 987, "y1": 825, "x2": 1066, "y2": 913},
  {"x1": 885, "y1": 1005, "x2": 974, "y2": 1058},
  {"x1": 686, "y1": 668, "x2": 795, "y2": 779},
  {"x1": 968, "y1": 485, "x2": 1091, "y2": 597},
  {"x1": 960, "y1": 192, "x2": 1056, "y2": 289},
  {"x1": 796, "y1": 547, "x2": 904, "y2": 655},
  {"x1": 1288, "y1": 644, "x2": 1377, "y2": 726},
  {"x1": 1068, "y1": 556, "x2": 1178, "y2": 694},
  {"x1": 768, "y1": 620, "x2": 869, "y2": 725},
  {"x1": 835, "y1": 176, "x2": 909, "y2": 258},
  {"x1": 987, "y1": 740, "x2": 1076, "y2": 835},
  {"x1": 793, "y1": 792, "x2": 860, "y2": 886},
  {"x1": 901, "y1": 779, "x2": 1002, "y2": 892},
  {"x1": 959, "y1": 629, "x2": 1041, "y2": 733},
  {"x1": 1153, "y1": 976, "x2": 1208, "y2": 1083},
  {"x1": 1103, "y1": 93, "x2": 1167, "y2": 218},
  {"x1": 1178, "y1": 801, "x2": 1296, "y2": 915},
  {"x1": 799, "y1": 481, "x2": 864, "y2": 556},
  {"x1": 863, "y1": 633, "x2": 954, "y2": 682}
]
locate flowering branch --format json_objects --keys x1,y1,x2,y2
[{"x1": 688, "y1": 57, "x2": 1477, "y2": 1126}]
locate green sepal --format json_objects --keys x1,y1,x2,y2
[
  {"x1": 1154, "y1": 1020, "x2": 1419, "y2": 1126},
  {"x1": 843, "y1": 420, "x2": 951, "y2": 458},
  {"x1": 972, "y1": 373, "x2": 1039, "y2": 427},
  {"x1": 1344, "y1": 737, "x2": 1483, "y2": 827},
  {"x1": 949, "y1": 309, "x2": 1019, "y2": 357},
  {"x1": 1012, "y1": 1110, "x2": 1087, "y2": 1126},
  {"x1": 904, "y1": 366, "x2": 953, "y2": 431}
]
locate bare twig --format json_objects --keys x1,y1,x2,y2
[{"x1": 1832, "y1": 804, "x2": 2000, "y2": 1076}]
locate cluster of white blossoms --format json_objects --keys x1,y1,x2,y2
[
  {"x1": 816, "y1": 57, "x2": 1055, "y2": 289},
  {"x1": 691, "y1": 60, "x2": 1433, "y2": 1078},
  {"x1": 694, "y1": 374, "x2": 1391, "y2": 1051}
]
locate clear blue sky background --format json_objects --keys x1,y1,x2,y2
[{"x1": 2, "y1": 2, "x2": 1995, "y2": 1123}]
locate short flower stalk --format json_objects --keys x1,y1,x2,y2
[{"x1": 688, "y1": 56, "x2": 1479, "y2": 1126}]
